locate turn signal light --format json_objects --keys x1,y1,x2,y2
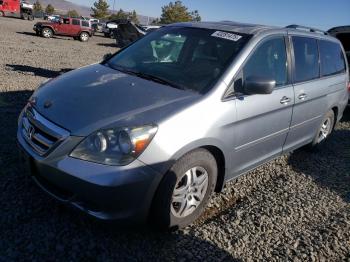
[{"x1": 348, "y1": 82, "x2": 350, "y2": 92}]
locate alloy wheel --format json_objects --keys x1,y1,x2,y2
[
  {"x1": 81, "y1": 33, "x2": 89, "y2": 41},
  {"x1": 43, "y1": 29, "x2": 52, "y2": 38},
  {"x1": 317, "y1": 117, "x2": 331, "y2": 143},
  {"x1": 171, "y1": 166, "x2": 209, "y2": 218}
]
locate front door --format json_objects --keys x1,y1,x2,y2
[
  {"x1": 230, "y1": 35, "x2": 294, "y2": 176},
  {"x1": 56, "y1": 18, "x2": 71, "y2": 35}
]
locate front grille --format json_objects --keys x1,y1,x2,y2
[{"x1": 21, "y1": 106, "x2": 70, "y2": 156}]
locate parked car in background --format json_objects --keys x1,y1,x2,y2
[
  {"x1": 328, "y1": 26, "x2": 350, "y2": 103},
  {"x1": 112, "y1": 20, "x2": 146, "y2": 47},
  {"x1": 0, "y1": 0, "x2": 34, "y2": 20},
  {"x1": 103, "y1": 20, "x2": 120, "y2": 37},
  {"x1": 18, "y1": 22, "x2": 349, "y2": 229},
  {"x1": 45, "y1": 14, "x2": 60, "y2": 22},
  {"x1": 94, "y1": 22, "x2": 105, "y2": 33},
  {"x1": 33, "y1": 17, "x2": 93, "y2": 42}
]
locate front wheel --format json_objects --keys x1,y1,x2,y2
[
  {"x1": 0, "y1": 11, "x2": 4, "y2": 17},
  {"x1": 151, "y1": 148, "x2": 217, "y2": 230},
  {"x1": 310, "y1": 110, "x2": 335, "y2": 148},
  {"x1": 79, "y1": 32, "x2": 89, "y2": 42},
  {"x1": 42, "y1": 28, "x2": 53, "y2": 38}
]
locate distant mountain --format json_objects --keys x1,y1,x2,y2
[{"x1": 29, "y1": 0, "x2": 156, "y2": 24}]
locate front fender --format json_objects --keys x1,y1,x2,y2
[{"x1": 140, "y1": 137, "x2": 229, "y2": 178}]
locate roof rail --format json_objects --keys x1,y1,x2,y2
[{"x1": 285, "y1": 24, "x2": 328, "y2": 35}]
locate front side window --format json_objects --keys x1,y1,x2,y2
[
  {"x1": 319, "y1": 40, "x2": 346, "y2": 76},
  {"x1": 63, "y1": 18, "x2": 70, "y2": 25},
  {"x1": 243, "y1": 36, "x2": 288, "y2": 87},
  {"x1": 106, "y1": 27, "x2": 251, "y2": 93},
  {"x1": 292, "y1": 36, "x2": 319, "y2": 83}
]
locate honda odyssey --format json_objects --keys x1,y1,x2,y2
[{"x1": 17, "y1": 22, "x2": 349, "y2": 229}]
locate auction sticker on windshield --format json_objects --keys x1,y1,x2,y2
[{"x1": 211, "y1": 31, "x2": 242, "y2": 41}]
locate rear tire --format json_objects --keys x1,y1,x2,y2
[
  {"x1": 22, "y1": 13, "x2": 28, "y2": 20},
  {"x1": 310, "y1": 110, "x2": 335, "y2": 149},
  {"x1": 28, "y1": 15, "x2": 34, "y2": 21},
  {"x1": 79, "y1": 32, "x2": 89, "y2": 42},
  {"x1": 151, "y1": 148, "x2": 217, "y2": 230},
  {"x1": 42, "y1": 28, "x2": 53, "y2": 38},
  {"x1": 0, "y1": 11, "x2": 4, "y2": 17}
]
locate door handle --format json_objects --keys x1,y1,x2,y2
[
  {"x1": 298, "y1": 93, "x2": 308, "y2": 100},
  {"x1": 280, "y1": 96, "x2": 291, "y2": 104}
]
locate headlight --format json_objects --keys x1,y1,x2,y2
[{"x1": 70, "y1": 125, "x2": 157, "y2": 166}]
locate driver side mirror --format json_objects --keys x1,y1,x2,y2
[{"x1": 243, "y1": 76, "x2": 275, "y2": 95}]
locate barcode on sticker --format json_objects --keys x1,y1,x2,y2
[{"x1": 211, "y1": 31, "x2": 242, "y2": 41}]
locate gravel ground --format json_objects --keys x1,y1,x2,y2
[{"x1": 1, "y1": 17, "x2": 350, "y2": 261}]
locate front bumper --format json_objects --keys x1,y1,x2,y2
[{"x1": 17, "y1": 115, "x2": 163, "y2": 223}]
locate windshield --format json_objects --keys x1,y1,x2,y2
[{"x1": 106, "y1": 27, "x2": 251, "y2": 93}]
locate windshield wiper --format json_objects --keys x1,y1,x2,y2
[
  {"x1": 132, "y1": 71, "x2": 186, "y2": 90},
  {"x1": 107, "y1": 64, "x2": 186, "y2": 90}
]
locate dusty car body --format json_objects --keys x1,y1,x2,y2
[{"x1": 18, "y1": 21, "x2": 349, "y2": 229}]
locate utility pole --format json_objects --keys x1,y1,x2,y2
[{"x1": 112, "y1": 0, "x2": 116, "y2": 14}]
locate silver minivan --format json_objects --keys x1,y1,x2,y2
[{"x1": 17, "y1": 22, "x2": 349, "y2": 229}]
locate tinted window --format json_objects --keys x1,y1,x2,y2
[
  {"x1": 319, "y1": 40, "x2": 346, "y2": 76},
  {"x1": 81, "y1": 21, "x2": 89, "y2": 27},
  {"x1": 243, "y1": 37, "x2": 287, "y2": 87},
  {"x1": 72, "y1": 19, "x2": 80, "y2": 26},
  {"x1": 292, "y1": 36, "x2": 319, "y2": 82},
  {"x1": 63, "y1": 19, "x2": 70, "y2": 24}
]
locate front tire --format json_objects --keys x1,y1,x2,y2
[
  {"x1": 42, "y1": 28, "x2": 53, "y2": 38},
  {"x1": 310, "y1": 110, "x2": 335, "y2": 148},
  {"x1": 79, "y1": 32, "x2": 89, "y2": 42},
  {"x1": 151, "y1": 148, "x2": 217, "y2": 230}
]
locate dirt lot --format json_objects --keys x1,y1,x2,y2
[{"x1": 0, "y1": 18, "x2": 350, "y2": 261}]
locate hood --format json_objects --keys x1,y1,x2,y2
[
  {"x1": 32, "y1": 64, "x2": 198, "y2": 136},
  {"x1": 36, "y1": 21, "x2": 55, "y2": 26}
]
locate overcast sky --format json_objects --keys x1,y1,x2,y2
[{"x1": 70, "y1": 0, "x2": 350, "y2": 30}]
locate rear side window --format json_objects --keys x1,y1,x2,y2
[
  {"x1": 243, "y1": 36, "x2": 288, "y2": 87},
  {"x1": 72, "y1": 19, "x2": 80, "y2": 26},
  {"x1": 292, "y1": 36, "x2": 319, "y2": 83},
  {"x1": 82, "y1": 21, "x2": 89, "y2": 27},
  {"x1": 319, "y1": 40, "x2": 346, "y2": 76}
]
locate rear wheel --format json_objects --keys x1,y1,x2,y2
[
  {"x1": 0, "y1": 11, "x2": 4, "y2": 17},
  {"x1": 22, "y1": 13, "x2": 28, "y2": 20},
  {"x1": 79, "y1": 32, "x2": 89, "y2": 42},
  {"x1": 310, "y1": 110, "x2": 335, "y2": 148},
  {"x1": 42, "y1": 28, "x2": 53, "y2": 38},
  {"x1": 151, "y1": 148, "x2": 217, "y2": 230},
  {"x1": 28, "y1": 15, "x2": 34, "y2": 21}
]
